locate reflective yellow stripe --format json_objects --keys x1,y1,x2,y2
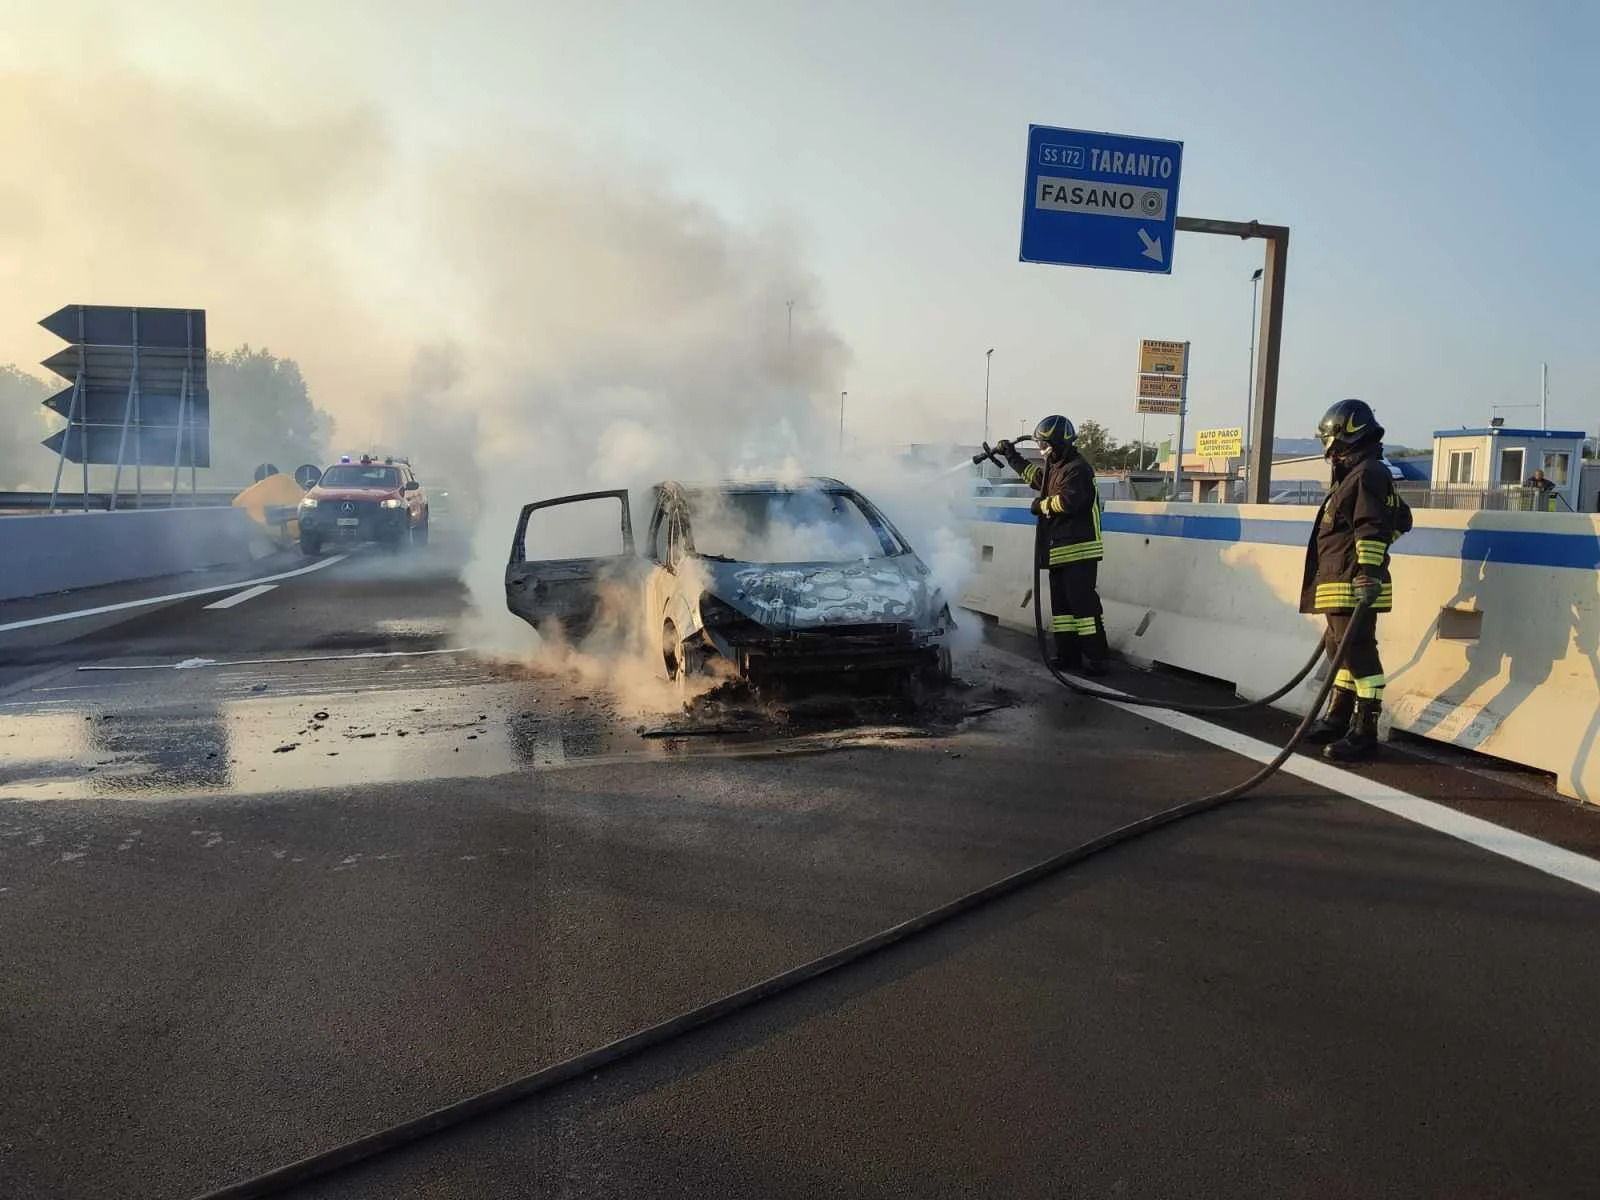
[
  {"x1": 1091, "y1": 500, "x2": 1101, "y2": 539},
  {"x1": 1050, "y1": 615, "x2": 1099, "y2": 635},
  {"x1": 1044, "y1": 494, "x2": 1064, "y2": 516},
  {"x1": 1334, "y1": 668, "x2": 1356, "y2": 689},
  {"x1": 1353, "y1": 674, "x2": 1386, "y2": 700},
  {"x1": 1314, "y1": 581, "x2": 1393, "y2": 611},
  {"x1": 1048, "y1": 541, "x2": 1104, "y2": 564},
  {"x1": 1021, "y1": 464, "x2": 1041, "y2": 486},
  {"x1": 1355, "y1": 538, "x2": 1387, "y2": 566}
]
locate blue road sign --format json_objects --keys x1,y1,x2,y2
[{"x1": 1019, "y1": 125, "x2": 1184, "y2": 275}]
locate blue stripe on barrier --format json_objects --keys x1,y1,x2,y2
[{"x1": 967, "y1": 505, "x2": 1600, "y2": 570}]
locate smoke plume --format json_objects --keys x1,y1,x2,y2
[{"x1": 0, "y1": 63, "x2": 981, "y2": 711}]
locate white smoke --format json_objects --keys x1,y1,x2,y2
[{"x1": 0, "y1": 63, "x2": 983, "y2": 711}]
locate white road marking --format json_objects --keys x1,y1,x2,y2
[
  {"x1": 0, "y1": 555, "x2": 349, "y2": 633},
  {"x1": 1051, "y1": 665, "x2": 1600, "y2": 898},
  {"x1": 203, "y1": 584, "x2": 278, "y2": 610},
  {"x1": 77, "y1": 647, "x2": 476, "y2": 672}
]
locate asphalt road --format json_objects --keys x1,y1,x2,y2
[{"x1": 3, "y1": 537, "x2": 1599, "y2": 1199}]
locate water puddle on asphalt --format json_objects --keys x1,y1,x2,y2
[
  {"x1": 0, "y1": 660, "x2": 1015, "y2": 801},
  {"x1": 0, "y1": 682, "x2": 629, "y2": 801}
]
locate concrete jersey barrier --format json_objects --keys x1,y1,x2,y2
[
  {"x1": 962, "y1": 498, "x2": 1600, "y2": 805},
  {"x1": 0, "y1": 507, "x2": 266, "y2": 601}
]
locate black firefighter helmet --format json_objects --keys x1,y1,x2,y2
[
  {"x1": 1033, "y1": 415, "x2": 1077, "y2": 458},
  {"x1": 1315, "y1": 398, "x2": 1384, "y2": 461}
]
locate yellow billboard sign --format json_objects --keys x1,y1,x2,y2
[
  {"x1": 1139, "y1": 339, "x2": 1188, "y2": 375},
  {"x1": 1195, "y1": 427, "x2": 1243, "y2": 457}
]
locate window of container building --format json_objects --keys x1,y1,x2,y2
[
  {"x1": 1498, "y1": 447, "x2": 1524, "y2": 485},
  {"x1": 1448, "y1": 450, "x2": 1475, "y2": 485}
]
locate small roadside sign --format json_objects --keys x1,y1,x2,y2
[
  {"x1": 1137, "y1": 374, "x2": 1183, "y2": 401},
  {"x1": 1195, "y1": 427, "x2": 1243, "y2": 457},
  {"x1": 1139, "y1": 339, "x2": 1188, "y2": 375},
  {"x1": 1136, "y1": 398, "x2": 1182, "y2": 416}
]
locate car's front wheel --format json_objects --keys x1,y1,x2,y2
[
  {"x1": 662, "y1": 620, "x2": 707, "y2": 704},
  {"x1": 299, "y1": 534, "x2": 321, "y2": 557}
]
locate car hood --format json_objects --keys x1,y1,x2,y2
[
  {"x1": 309, "y1": 488, "x2": 400, "y2": 502},
  {"x1": 703, "y1": 557, "x2": 940, "y2": 630}
]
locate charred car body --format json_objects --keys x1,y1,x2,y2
[
  {"x1": 297, "y1": 456, "x2": 429, "y2": 555},
  {"x1": 506, "y1": 478, "x2": 955, "y2": 688}
]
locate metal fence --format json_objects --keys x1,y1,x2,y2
[{"x1": 1394, "y1": 484, "x2": 1573, "y2": 513}]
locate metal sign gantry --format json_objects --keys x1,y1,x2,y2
[
  {"x1": 1019, "y1": 124, "x2": 1290, "y2": 503},
  {"x1": 39, "y1": 305, "x2": 209, "y2": 512}
]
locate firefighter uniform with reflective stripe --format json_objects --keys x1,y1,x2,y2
[
  {"x1": 1005, "y1": 444, "x2": 1109, "y2": 669},
  {"x1": 1299, "y1": 441, "x2": 1398, "y2": 706}
]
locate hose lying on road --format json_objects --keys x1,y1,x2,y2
[{"x1": 190, "y1": 605, "x2": 1367, "y2": 1200}]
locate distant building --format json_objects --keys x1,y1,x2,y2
[{"x1": 1430, "y1": 427, "x2": 1585, "y2": 511}]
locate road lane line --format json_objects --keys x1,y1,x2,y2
[
  {"x1": 1047, "y1": 663, "x2": 1600, "y2": 898},
  {"x1": 0, "y1": 555, "x2": 349, "y2": 633},
  {"x1": 77, "y1": 647, "x2": 475, "y2": 671},
  {"x1": 203, "y1": 584, "x2": 278, "y2": 610}
]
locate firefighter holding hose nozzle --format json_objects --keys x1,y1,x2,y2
[
  {"x1": 1302, "y1": 398, "x2": 1412, "y2": 762},
  {"x1": 996, "y1": 416, "x2": 1110, "y2": 676}
]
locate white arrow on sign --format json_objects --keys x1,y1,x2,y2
[{"x1": 1138, "y1": 229, "x2": 1164, "y2": 263}]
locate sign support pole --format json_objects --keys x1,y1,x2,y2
[
  {"x1": 111, "y1": 309, "x2": 140, "y2": 511},
  {"x1": 1174, "y1": 342, "x2": 1189, "y2": 501},
  {"x1": 135, "y1": 310, "x2": 145, "y2": 508},
  {"x1": 170, "y1": 368, "x2": 188, "y2": 504},
  {"x1": 186, "y1": 311, "x2": 198, "y2": 503},
  {"x1": 1175, "y1": 218, "x2": 1289, "y2": 504},
  {"x1": 80, "y1": 307, "x2": 90, "y2": 512}
]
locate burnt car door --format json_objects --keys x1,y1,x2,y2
[{"x1": 506, "y1": 489, "x2": 639, "y2": 639}]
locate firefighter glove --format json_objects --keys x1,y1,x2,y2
[
  {"x1": 994, "y1": 439, "x2": 1015, "y2": 456},
  {"x1": 1352, "y1": 575, "x2": 1384, "y2": 605}
]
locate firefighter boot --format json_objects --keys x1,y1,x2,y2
[
  {"x1": 1324, "y1": 699, "x2": 1380, "y2": 763},
  {"x1": 1303, "y1": 687, "x2": 1355, "y2": 746},
  {"x1": 1081, "y1": 618, "x2": 1110, "y2": 677},
  {"x1": 1051, "y1": 633, "x2": 1081, "y2": 672}
]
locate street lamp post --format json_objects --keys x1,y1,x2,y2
[
  {"x1": 983, "y1": 348, "x2": 994, "y2": 445},
  {"x1": 1244, "y1": 267, "x2": 1263, "y2": 494},
  {"x1": 839, "y1": 391, "x2": 847, "y2": 456}
]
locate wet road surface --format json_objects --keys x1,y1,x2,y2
[{"x1": 3, "y1": 536, "x2": 1600, "y2": 1198}]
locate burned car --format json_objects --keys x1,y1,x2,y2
[{"x1": 506, "y1": 478, "x2": 955, "y2": 688}]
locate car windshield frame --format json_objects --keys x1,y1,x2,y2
[
  {"x1": 680, "y1": 486, "x2": 908, "y2": 564},
  {"x1": 319, "y1": 465, "x2": 402, "y2": 489}
]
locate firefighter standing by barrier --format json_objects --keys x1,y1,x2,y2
[
  {"x1": 1301, "y1": 398, "x2": 1412, "y2": 762},
  {"x1": 996, "y1": 416, "x2": 1110, "y2": 676}
]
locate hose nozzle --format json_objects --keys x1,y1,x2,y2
[{"x1": 972, "y1": 435, "x2": 1033, "y2": 468}]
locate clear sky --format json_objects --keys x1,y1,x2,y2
[{"x1": 2, "y1": 0, "x2": 1595, "y2": 451}]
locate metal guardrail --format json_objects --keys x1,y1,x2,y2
[{"x1": 0, "y1": 490, "x2": 240, "y2": 512}]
